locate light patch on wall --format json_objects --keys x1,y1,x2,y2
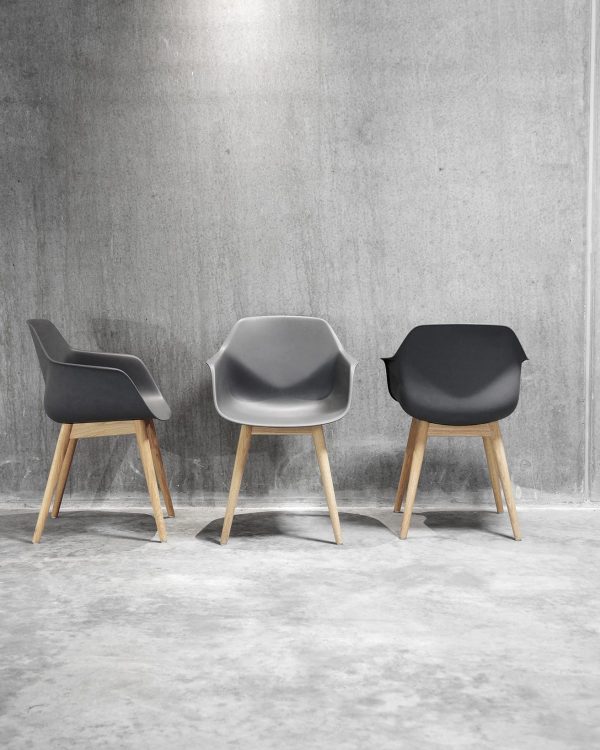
[{"x1": 205, "y1": 0, "x2": 278, "y2": 79}]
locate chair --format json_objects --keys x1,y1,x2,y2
[
  {"x1": 383, "y1": 324, "x2": 527, "y2": 540},
  {"x1": 27, "y1": 319, "x2": 174, "y2": 543},
  {"x1": 207, "y1": 316, "x2": 357, "y2": 545}
]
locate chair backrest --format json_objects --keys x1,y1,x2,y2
[
  {"x1": 389, "y1": 324, "x2": 527, "y2": 397},
  {"x1": 220, "y1": 316, "x2": 344, "y2": 397},
  {"x1": 27, "y1": 319, "x2": 72, "y2": 381}
]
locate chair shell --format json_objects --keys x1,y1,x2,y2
[
  {"x1": 207, "y1": 316, "x2": 357, "y2": 427},
  {"x1": 27, "y1": 319, "x2": 171, "y2": 424},
  {"x1": 383, "y1": 324, "x2": 527, "y2": 426}
]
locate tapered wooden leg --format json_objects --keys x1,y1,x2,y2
[
  {"x1": 394, "y1": 418, "x2": 418, "y2": 512},
  {"x1": 399, "y1": 420, "x2": 429, "y2": 540},
  {"x1": 483, "y1": 436, "x2": 503, "y2": 513},
  {"x1": 32, "y1": 424, "x2": 72, "y2": 543},
  {"x1": 312, "y1": 425, "x2": 343, "y2": 545},
  {"x1": 134, "y1": 420, "x2": 167, "y2": 542},
  {"x1": 146, "y1": 420, "x2": 175, "y2": 518},
  {"x1": 490, "y1": 423, "x2": 522, "y2": 541},
  {"x1": 51, "y1": 437, "x2": 78, "y2": 518},
  {"x1": 221, "y1": 425, "x2": 252, "y2": 545}
]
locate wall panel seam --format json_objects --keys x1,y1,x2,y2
[{"x1": 584, "y1": 0, "x2": 598, "y2": 501}]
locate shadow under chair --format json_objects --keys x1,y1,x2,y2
[{"x1": 27, "y1": 319, "x2": 174, "y2": 543}]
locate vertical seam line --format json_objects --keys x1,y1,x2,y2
[{"x1": 584, "y1": 0, "x2": 597, "y2": 502}]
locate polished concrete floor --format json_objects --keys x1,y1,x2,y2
[{"x1": 0, "y1": 506, "x2": 598, "y2": 749}]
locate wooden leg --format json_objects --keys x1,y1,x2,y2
[
  {"x1": 32, "y1": 424, "x2": 72, "y2": 543},
  {"x1": 51, "y1": 437, "x2": 78, "y2": 518},
  {"x1": 490, "y1": 423, "x2": 522, "y2": 541},
  {"x1": 146, "y1": 420, "x2": 175, "y2": 518},
  {"x1": 312, "y1": 425, "x2": 343, "y2": 545},
  {"x1": 221, "y1": 425, "x2": 252, "y2": 545},
  {"x1": 483, "y1": 436, "x2": 503, "y2": 513},
  {"x1": 394, "y1": 418, "x2": 418, "y2": 512},
  {"x1": 134, "y1": 420, "x2": 167, "y2": 542},
  {"x1": 399, "y1": 420, "x2": 429, "y2": 540}
]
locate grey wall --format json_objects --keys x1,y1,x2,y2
[{"x1": 0, "y1": 1, "x2": 593, "y2": 505}]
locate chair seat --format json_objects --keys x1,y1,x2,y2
[
  {"x1": 398, "y1": 367, "x2": 522, "y2": 426},
  {"x1": 214, "y1": 393, "x2": 350, "y2": 427}
]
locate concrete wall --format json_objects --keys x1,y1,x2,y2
[{"x1": 0, "y1": 1, "x2": 592, "y2": 505}]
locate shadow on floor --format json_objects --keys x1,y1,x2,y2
[
  {"x1": 197, "y1": 510, "x2": 397, "y2": 547},
  {"x1": 420, "y1": 510, "x2": 515, "y2": 539},
  {"x1": 0, "y1": 510, "x2": 159, "y2": 547}
]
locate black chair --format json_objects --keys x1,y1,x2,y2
[
  {"x1": 27, "y1": 319, "x2": 174, "y2": 543},
  {"x1": 383, "y1": 324, "x2": 527, "y2": 540}
]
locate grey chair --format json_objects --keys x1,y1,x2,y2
[
  {"x1": 383, "y1": 324, "x2": 527, "y2": 540},
  {"x1": 27, "y1": 319, "x2": 174, "y2": 543},
  {"x1": 207, "y1": 316, "x2": 357, "y2": 545}
]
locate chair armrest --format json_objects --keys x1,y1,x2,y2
[
  {"x1": 69, "y1": 350, "x2": 162, "y2": 397},
  {"x1": 340, "y1": 351, "x2": 358, "y2": 372},
  {"x1": 206, "y1": 350, "x2": 235, "y2": 404},
  {"x1": 382, "y1": 356, "x2": 400, "y2": 401},
  {"x1": 332, "y1": 350, "x2": 358, "y2": 402}
]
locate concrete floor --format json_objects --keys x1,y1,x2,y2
[{"x1": 0, "y1": 506, "x2": 598, "y2": 750}]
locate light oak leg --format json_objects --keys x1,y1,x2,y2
[
  {"x1": 32, "y1": 424, "x2": 72, "y2": 543},
  {"x1": 399, "y1": 420, "x2": 429, "y2": 540},
  {"x1": 134, "y1": 420, "x2": 167, "y2": 542},
  {"x1": 483, "y1": 436, "x2": 503, "y2": 513},
  {"x1": 221, "y1": 425, "x2": 252, "y2": 545},
  {"x1": 312, "y1": 425, "x2": 343, "y2": 545},
  {"x1": 51, "y1": 437, "x2": 78, "y2": 518},
  {"x1": 394, "y1": 418, "x2": 418, "y2": 512},
  {"x1": 490, "y1": 423, "x2": 522, "y2": 541},
  {"x1": 147, "y1": 420, "x2": 175, "y2": 518}
]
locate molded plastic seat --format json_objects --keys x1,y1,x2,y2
[
  {"x1": 27, "y1": 319, "x2": 171, "y2": 423},
  {"x1": 207, "y1": 316, "x2": 357, "y2": 427},
  {"x1": 383, "y1": 325, "x2": 527, "y2": 426}
]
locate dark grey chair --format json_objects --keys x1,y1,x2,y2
[
  {"x1": 383, "y1": 324, "x2": 527, "y2": 540},
  {"x1": 208, "y1": 316, "x2": 357, "y2": 545},
  {"x1": 27, "y1": 319, "x2": 174, "y2": 543}
]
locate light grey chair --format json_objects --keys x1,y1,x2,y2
[{"x1": 207, "y1": 316, "x2": 357, "y2": 545}]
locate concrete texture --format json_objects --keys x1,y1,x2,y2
[
  {"x1": 591, "y1": 2, "x2": 600, "y2": 499},
  {"x1": 0, "y1": 506, "x2": 599, "y2": 749},
  {"x1": 0, "y1": 1, "x2": 592, "y2": 503}
]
